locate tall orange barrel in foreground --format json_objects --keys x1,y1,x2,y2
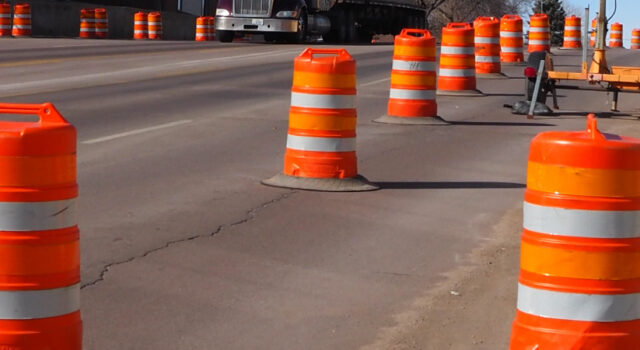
[
  {"x1": 500, "y1": 15, "x2": 524, "y2": 63},
  {"x1": 262, "y1": 48, "x2": 377, "y2": 192},
  {"x1": 133, "y1": 11, "x2": 147, "y2": 39},
  {"x1": 375, "y1": 28, "x2": 446, "y2": 125},
  {"x1": 632, "y1": 29, "x2": 640, "y2": 50},
  {"x1": 590, "y1": 18, "x2": 596, "y2": 47},
  {"x1": 0, "y1": 103, "x2": 82, "y2": 349},
  {"x1": 11, "y1": 3, "x2": 31, "y2": 37},
  {"x1": 509, "y1": 114, "x2": 640, "y2": 349},
  {"x1": 147, "y1": 12, "x2": 162, "y2": 40},
  {"x1": 609, "y1": 22, "x2": 623, "y2": 48},
  {"x1": 79, "y1": 8, "x2": 95, "y2": 39},
  {"x1": 562, "y1": 15, "x2": 581, "y2": 49},
  {"x1": 474, "y1": 17, "x2": 504, "y2": 77},
  {"x1": 528, "y1": 13, "x2": 550, "y2": 52},
  {"x1": 94, "y1": 8, "x2": 108, "y2": 39},
  {"x1": 0, "y1": 3, "x2": 10, "y2": 37},
  {"x1": 437, "y1": 23, "x2": 483, "y2": 96}
]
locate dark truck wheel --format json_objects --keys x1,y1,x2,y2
[
  {"x1": 217, "y1": 30, "x2": 234, "y2": 43},
  {"x1": 525, "y1": 51, "x2": 549, "y2": 103}
]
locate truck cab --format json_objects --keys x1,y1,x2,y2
[{"x1": 214, "y1": 0, "x2": 312, "y2": 43}]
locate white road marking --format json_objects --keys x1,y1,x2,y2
[
  {"x1": 82, "y1": 120, "x2": 192, "y2": 145},
  {"x1": 359, "y1": 77, "x2": 390, "y2": 87}
]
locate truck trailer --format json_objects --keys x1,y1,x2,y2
[{"x1": 214, "y1": 0, "x2": 427, "y2": 43}]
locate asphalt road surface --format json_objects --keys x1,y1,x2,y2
[{"x1": 1, "y1": 38, "x2": 639, "y2": 349}]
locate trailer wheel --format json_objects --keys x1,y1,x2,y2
[
  {"x1": 217, "y1": 30, "x2": 234, "y2": 43},
  {"x1": 525, "y1": 51, "x2": 549, "y2": 103}
]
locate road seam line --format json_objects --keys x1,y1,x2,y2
[{"x1": 81, "y1": 119, "x2": 192, "y2": 145}]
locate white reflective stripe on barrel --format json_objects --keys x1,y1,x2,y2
[
  {"x1": 517, "y1": 283, "x2": 640, "y2": 322},
  {"x1": 196, "y1": 25, "x2": 207, "y2": 29},
  {"x1": 0, "y1": 25, "x2": 9, "y2": 29},
  {"x1": 610, "y1": 39, "x2": 622, "y2": 42},
  {"x1": 11, "y1": 25, "x2": 31, "y2": 30},
  {"x1": 0, "y1": 14, "x2": 10, "y2": 18},
  {"x1": 529, "y1": 40, "x2": 550, "y2": 45},
  {"x1": 290, "y1": 92, "x2": 356, "y2": 109},
  {"x1": 392, "y1": 60, "x2": 435, "y2": 72},
  {"x1": 475, "y1": 37, "x2": 500, "y2": 44},
  {"x1": 565, "y1": 26, "x2": 581, "y2": 31},
  {"x1": 13, "y1": 14, "x2": 30, "y2": 19},
  {"x1": 438, "y1": 68, "x2": 475, "y2": 77},
  {"x1": 134, "y1": 21, "x2": 147, "y2": 25},
  {"x1": 0, "y1": 284, "x2": 80, "y2": 320},
  {"x1": 81, "y1": 19, "x2": 96, "y2": 23},
  {"x1": 500, "y1": 31, "x2": 522, "y2": 38},
  {"x1": 523, "y1": 202, "x2": 640, "y2": 239},
  {"x1": 475, "y1": 56, "x2": 500, "y2": 63},
  {"x1": 564, "y1": 37, "x2": 581, "y2": 41},
  {"x1": 0, "y1": 199, "x2": 76, "y2": 231},
  {"x1": 134, "y1": 30, "x2": 148, "y2": 34},
  {"x1": 529, "y1": 27, "x2": 549, "y2": 33},
  {"x1": 501, "y1": 46, "x2": 523, "y2": 53},
  {"x1": 389, "y1": 88, "x2": 435, "y2": 100},
  {"x1": 80, "y1": 28, "x2": 95, "y2": 32},
  {"x1": 610, "y1": 31, "x2": 622, "y2": 34},
  {"x1": 286, "y1": 135, "x2": 355, "y2": 153},
  {"x1": 440, "y1": 46, "x2": 475, "y2": 55}
]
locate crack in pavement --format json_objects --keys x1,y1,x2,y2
[{"x1": 81, "y1": 190, "x2": 296, "y2": 289}]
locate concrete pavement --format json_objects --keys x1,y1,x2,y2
[{"x1": 0, "y1": 39, "x2": 639, "y2": 349}]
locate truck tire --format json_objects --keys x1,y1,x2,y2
[
  {"x1": 217, "y1": 30, "x2": 234, "y2": 43},
  {"x1": 287, "y1": 10, "x2": 307, "y2": 43}
]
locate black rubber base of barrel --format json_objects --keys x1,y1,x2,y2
[
  {"x1": 436, "y1": 89, "x2": 485, "y2": 97},
  {"x1": 261, "y1": 174, "x2": 379, "y2": 192},
  {"x1": 373, "y1": 115, "x2": 449, "y2": 125}
]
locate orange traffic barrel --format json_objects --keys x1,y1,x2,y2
[
  {"x1": 500, "y1": 15, "x2": 524, "y2": 64},
  {"x1": 590, "y1": 18, "x2": 596, "y2": 47},
  {"x1": 632, "y1": 28, "x2": 640, "y2": 50},
  {"x1": 195, "y1": 16, "x2": 207, "y2": 41},
  {"x1": 11, "y1": 3, "x2": 31, "y2": 37},
  {"x1": 147, "y1": 12, "x2": 162, "y2": 40},
  {"x1": 0, "y1": 103, "x2": 82, "y2": 349},
  {"x1": 133, "y1": 11, "x2": 147, "y2": 39},
  {"x1": 0, "y1": 3, "x2": 10, "y2": 37},
  {"x1": 94, "y1": 8, "x2": 108, "y2": 39},
  {"x1": 375, "y1": 28, "x2": 446, "y2": 125},
  {"x1": 562, "y1": 15, "x2": 581, "y2": 49},
  {"x1": 262, "y1": 48, "x2": 378, "y2": 192},
  {"x1": 509, "y1": 114, "x2": 640, "y2": 349},
  {"x1": 528, "y1": 13, "x2": 550, "y2": 52},
  {"x1": 437, "y1": 23, "x2": 483, "y2": 96},
  {"x1": 609, "y1": 22, "x2": 623, "y2": 48},
  {"x1": 79, "y1": 8, "x2": 95, "y2": 39},
  {"x1": 474, "y1": 17, "x2": 505, "y2": 78}
]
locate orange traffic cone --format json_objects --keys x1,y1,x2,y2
[
  {"x1": 94, "y1": 8, "x2": 108, "y2": 39},
  {"x1": 11, "y1": 3, "x2": 31, "y2": 37},
  {"x1": 0, "y1": 3, "x2": 11, "y2": 37},
  {"x1": 374, "y1": 28, "x2": 446, "y2": 125},
  {"x1": 133, "y1": 11, "x2": 147, "y2": 39},
  {"x1": 0, "y1": 103, "x2": 82, "y2": 349},
  {"x1": 632, "y1": 29, "x2": 640, "y2": 50},
  {"x1": 528, "y1": 13, "x2": 550, "y2": 52},
  {"x1": 561, "y1": 15, "x2": 581, "y2": 49},
  {"x1": 609, "y1": 22, "x2": 623, "y2": 48},
  {"x1": 500, "y1": 15, "x2": 524, "y2": 64},
  {"x1": 262, "y1": 48, "x2": 377, "y2": 192},
  {"x1": 474, "y1": 17, "x2": 507, "y2": 78},
  {"x1": 509, "y1": 114, "x2": 640, "y2": 349},
  {"x1": 437, "y1": 23, "x2": 483, "y2": 96},
  {"x1": 79, "y1": 8, "x2": 95, "y2": 39}
]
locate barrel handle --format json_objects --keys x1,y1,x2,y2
[
  {"x1": 586, "y1": 114, "x2": 605, "y2": 141},
  {"x1": 0, "y1": 102, "x2": 68, "y2": 124},
  {"x1": 400, "y1": 28, "x2": 431, "y2": 38},
  {"x1": 300, "y1": 48, "x2": 351, "y2": 60},
  {"x1": 446, "y1": 23, "x2": 472, "y2": 29}
]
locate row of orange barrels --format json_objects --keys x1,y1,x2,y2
[
  {"x1": 586, "y1": 18, "x2": 640, "y2": 49},
  {"x1": 0, "y1": 4, "x2": 217, "y2": 41}
]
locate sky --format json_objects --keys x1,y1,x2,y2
[{"x1": 564, "y1": 0, "x2": 639, "y2": 47}]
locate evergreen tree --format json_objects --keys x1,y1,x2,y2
[{"x1": 532, "y1": 0, "x2": 567, "y2": 46}]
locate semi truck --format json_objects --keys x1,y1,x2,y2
[{"x1": 214, "y1": 0, "x2": 427, "y2": 43}]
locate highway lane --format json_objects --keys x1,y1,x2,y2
[{"x1": 1, "y1": 39, "x2": 639, "y2": 349}]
